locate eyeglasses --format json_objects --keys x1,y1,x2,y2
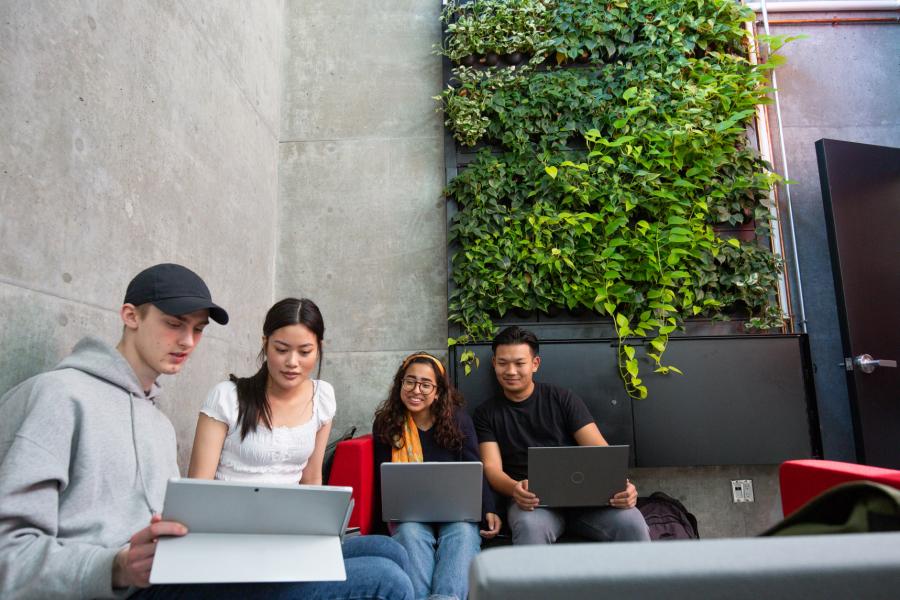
[{"x1": 401, "y1": 377, "x2": 436, "y2": 394}]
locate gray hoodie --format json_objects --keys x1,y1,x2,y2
[{"x1": 0, "y1": 337, "x2": 179, "y2": 599}]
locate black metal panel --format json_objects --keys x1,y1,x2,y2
[
  {"x1": 631, "y1": 335, "x2": 821, "y2": 466},
  {"x1": 452, "y1": 340, "x2": 635, "y2": 465},
  {"x1": 451, "y1": 335, "x2": 820, "y2": 467}
]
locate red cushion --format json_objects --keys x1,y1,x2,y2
[
  {"x1": 328, "y1": 434, "x2": 375, "y2": 534},
  {"x1": 780, "y1": 459, "x2": 900, "y2": 517}
]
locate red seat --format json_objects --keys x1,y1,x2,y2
[
  {"x1": 779, "y1": 459, "x2": 900, "y2": 517},
  {"x1": 327, "y1": 434, "x2": 375, "y2": 534}
]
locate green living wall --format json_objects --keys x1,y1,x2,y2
[{"x1": 439, "y1": 0, "x2": 789, "y2": 397}]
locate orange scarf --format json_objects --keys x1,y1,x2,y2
[{"x1": 391, "y1": 413, "x2": 424, "y2": 463}]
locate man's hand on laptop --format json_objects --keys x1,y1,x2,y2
[
  {"x1": 608, "y1": 479, "x2": 637, "y2": 509},
  {"x1": 480, "y1": 512, "x2": 502, "y2": 538},
  {"x1": 113, "y1": 514, "x2": 188, "y2": 589},
  {"x1": 513, "y1": 479, "x2": 540, "y2": 511}
]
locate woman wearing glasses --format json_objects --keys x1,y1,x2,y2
[{"x1": 372, "y1": 353, "x2": 501, "y2": 600}]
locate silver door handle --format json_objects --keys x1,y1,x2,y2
[{"x1": 852, "y1": 354, "x2": 898, "y2": 374}]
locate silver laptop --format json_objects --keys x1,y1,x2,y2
[
  {"x1": 528, "y1": 445, "x2": 629, "y2": 508},
  {"x1": 381, "y1": 462, "x2": 482, "y2": 523},
  {"x1": 150, "y1": 478, "x2": 354, "y2": 584}
]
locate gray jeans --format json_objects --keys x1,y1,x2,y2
[{"x1": 507, "y1": 500, "x2": 650, "y2": 545}]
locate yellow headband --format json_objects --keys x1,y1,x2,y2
[{"x1": 401, "y1": 353, "x2": 446, "y2": 377}]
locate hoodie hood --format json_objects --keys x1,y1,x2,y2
[{"x1": 54, "y1": 336, "x2": 161, "y2": 403}]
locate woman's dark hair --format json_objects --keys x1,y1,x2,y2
[
  {"x1": 372, "y1": 354, "x2": 465, "y2": 452},
  {"x1": 229, "y1": 297, "x2": 325, "y2": 440}
]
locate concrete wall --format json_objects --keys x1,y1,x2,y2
[
  {"x1": 765, "y1": 10, "x2": 900, "y2": 461},
  {"x1": 0, "y1": 0, "x2": 285, "y2": 470},
  {"x1": 278, "y1": 0, "x2": 446, "y2": 436}
]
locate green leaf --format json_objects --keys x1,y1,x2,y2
[
  {"x1": 615, "y1": 313, "x2": 629, "y2": 329},
  {"x1": 622, "y1": 86, "x2": 638, "y2": 100},
  {"x1": 626, "y1": 359, "x2": 639, "y2": 378},
  {"x1": 545, "y1": 166, "x2": 558, "y2": 179}
]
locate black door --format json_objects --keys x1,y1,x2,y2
[{"x1": 817, "y1": 139, "x2": 900, "y2": 468}]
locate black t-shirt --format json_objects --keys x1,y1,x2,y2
[{"x1": 473, "y1": 381, "x2": 595, "y2": 481}]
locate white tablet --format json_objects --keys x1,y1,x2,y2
[{"x1": 149, "y1": 478, "x2": 354, "y2": 584}]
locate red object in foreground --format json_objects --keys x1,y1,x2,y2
[
  {"x1": 328, "y1": 434, "x2": 375, "y2": 534},
  {"x1": 779, "y1": 459, "x2": 900, "y2": 517}
]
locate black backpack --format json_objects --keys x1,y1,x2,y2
[
  {"x1": 321, "y1": 426, "x2": 357, "y2": 484},
  {"x1": 637, "y1": 491, "x2": 700, "y2": 540}
]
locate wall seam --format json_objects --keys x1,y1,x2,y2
[{"x1": 176, "y1": 0, "x2": 280, "y2": 142}]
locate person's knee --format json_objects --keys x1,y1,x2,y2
[
  {"x1": 439, "y1": 521, "x2": 481, "y2": 553},
  {"x1": 443, "y1": 521, "x2": 479, "y2": 541},
  {"x1": 509, "y1": 511, "x2": 557, "y2": 545},
  {"x1": 373, "y1": 534, "x2": 412, "y2": 571},
  {"x1": 615, "y1": 508, "x2": 651, "y2": 541},
  {"x1": 346, "y1": 556, "x2": 414, "y2": 600},
  {"x1": 596, "y1": 508, "x2": 650, "y2": 541},
  {"x1": 344, "y1": 534, "x2": 411, "y2": 570},
  {"x1": 393, "y1": 522, "x2": 432, "y2": 542}
]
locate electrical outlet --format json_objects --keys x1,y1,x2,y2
[{"x1": 731, "y1": 479, "x2": 754, "y2": 503}]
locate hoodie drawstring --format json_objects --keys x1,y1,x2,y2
[{"x1": 129, "y1": 393, "x2": 157, "y2": 515}]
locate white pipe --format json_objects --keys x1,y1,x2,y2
[
  {"x1": 746, "y1": 1, "x2": 899, "y2": 12},
  {"x1": 744, "y1": 20, "x2": 793, "y2": 331},
  {"x1": 758, "y1": 0, "x2": 809, "y2": 333}
]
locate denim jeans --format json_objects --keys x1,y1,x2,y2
[
  {"x1": 389, "y1": 521, "x2": 481, "y2": 600},
  {"x1": 507, "y1": 501, "x2": 650, "y2": 545},
  {"x1": 132, "y1": 534, "x2": 413, "y2": 600}
]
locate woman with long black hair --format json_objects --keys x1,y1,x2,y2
[{"x1": 188, "y1": 297, "x2": 413, "y2": 599}]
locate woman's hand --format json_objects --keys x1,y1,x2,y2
[{"x1": 480, "y1": 512, "x2": 502, "y2": 538}]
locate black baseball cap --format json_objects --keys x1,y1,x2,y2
[{"x1": 124, "y1": 263, "x2": 229, "y2": 325}]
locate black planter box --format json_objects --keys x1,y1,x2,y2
[{"x1": 451, "y1": 334, "x2": 821, "y2": 467}]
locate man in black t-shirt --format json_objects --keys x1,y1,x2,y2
[{"x1": 473, "y1": 326, "x2": 650, "y2": 545}]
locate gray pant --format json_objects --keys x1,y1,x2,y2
[{"x1": 507, "y1": 500, "x2": 650, "y2": 545}]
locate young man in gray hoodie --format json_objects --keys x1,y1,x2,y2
[{"x1": 0, "y1": 264, "x2": 412, "y2": 600}]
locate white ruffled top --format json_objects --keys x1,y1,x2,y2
[{"x1": 200, "y1": 379, "x2": 336, "y2": 484}]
